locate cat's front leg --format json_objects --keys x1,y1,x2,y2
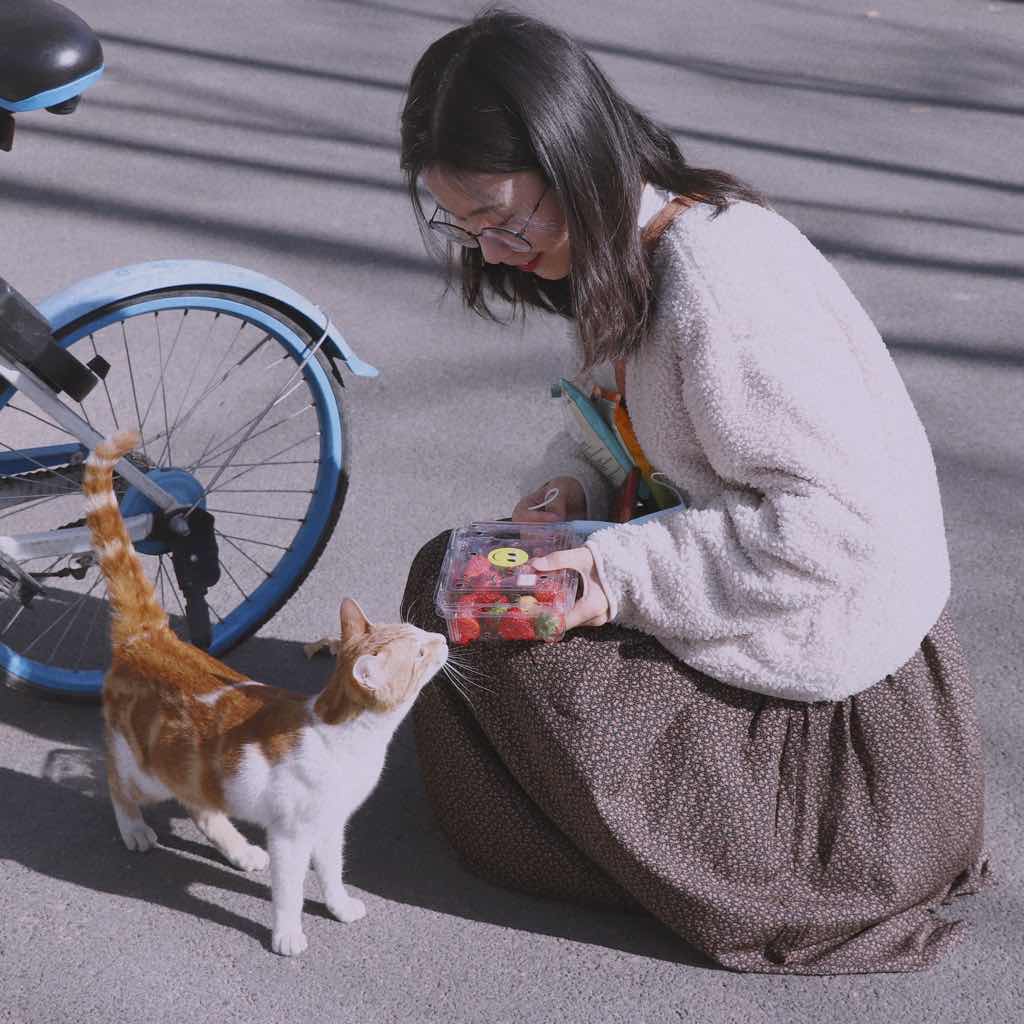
[
  {"x1": 267, "y1": 830, "x2": 313, "y2": 956},
  {"x1": 312, "y1": 827, "x2": 366, "y2": 924}
]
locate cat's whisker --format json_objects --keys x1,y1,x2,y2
[
  {"x1": 443, "y1": 661, "x2": 496, "y2": 697},
  {"x1": 444, "y1": 656, "x2": 496, "y2": 689},
  {"x1": 447, "y1": 672, "x2": 495, "y2": 697},
  {"x1": 401, "y1": 593, "x2": 425, "y2": 626},
  {"x1": 446, "y1": 676, "x2": 477, "y2": 712}
]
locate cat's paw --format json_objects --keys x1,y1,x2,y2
[
  {"x1": 119, "y1": 821, "x2": 158, "y2": 852},
  {"x1": 271, "y1": 926, "x2": 308, "y2": 957},
  {"x1": 327, "y1": 895, "x2": 366, "y2": 924},
  {"x1": 228, "y1": 843, "x2": 269, "y2": 872}
]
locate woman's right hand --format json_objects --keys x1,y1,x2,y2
[{"x1": 511, "y1": 476, "x2": 587, "y2": 523}]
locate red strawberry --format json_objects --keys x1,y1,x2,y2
[
  {"x1": 498, "y1": 608, "x2": 535, "y2": 641},
  {"x1": 451, "y1": 614, "x2": 481, "y2": 645},
  {"x1": 462, "y1": 555, "x2": 492, "y2": 581},
  {"x1": 534, "y1": 575, "x2": 562, "y2": 605}
]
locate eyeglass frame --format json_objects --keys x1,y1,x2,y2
[{"x1": 427, "y1": 185, "x2": 549, "y2": 254}]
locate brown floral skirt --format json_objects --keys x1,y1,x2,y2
[{"x1": 403, "y1": 531, "x2": 990, "y2": 975}]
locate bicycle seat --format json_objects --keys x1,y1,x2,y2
[{"x1": 0, "y1": 0, "x2": 104, "y2": 112}]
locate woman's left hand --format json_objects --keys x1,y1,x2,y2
[{"x1": 530, "y1": 546, "x2": 611, "y2": 630}]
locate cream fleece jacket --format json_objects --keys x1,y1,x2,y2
[{"x1": 534, "y1": 198, "x2": 951, "y2": 702}]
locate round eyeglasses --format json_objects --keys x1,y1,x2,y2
[{"x1": 427, "y1": 186, "x2": 548, "y2": 254}]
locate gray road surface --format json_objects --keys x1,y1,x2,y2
[{"x1": 1, "y1": 1, "x2": 1021, "y2": 1022}]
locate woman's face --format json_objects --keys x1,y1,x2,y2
[{"x1": 422, "y1": 167, "x2": 571, "y2": 280}]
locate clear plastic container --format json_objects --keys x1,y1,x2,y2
[{"x1": 434, "y1": 521, "x2": 581, "y2": 644}]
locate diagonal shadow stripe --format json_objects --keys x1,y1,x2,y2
[
  {"x1": 329, "y1": 0, "x2": 1024, "y2": 117},
  {"x1": 0, "y1": 179, "x2": 437, "y2": 278},
  {"x1": 672, "y1": 126, "x2": 1024, "y2": 198},
  {"x1": 886, "y1": 337, "x2": 1024, "y2": 369},
  {"x1": 17, "y1": 123, "x2": 406, "y2": 193},
  {"x1": 98, "y1": 31, "x2": 409, "y2": 94},
  {"x1": 772, "y1": 197, "x2": 1024, "y2": 239},
  {"x1": 80, "y1": 97, "x2": 400, "y2": 151},
  {"x1": 810, "y1": 236, "x2": 1024, "y2": 281}
]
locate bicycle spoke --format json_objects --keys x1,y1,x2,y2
[
  {"x1": 90, "y1": 333, "x2": 121, "y2": 431},
  {"x1": 0, "y1": 492, "x2": 69, "y2": 523},
  {"x1": 77, "y1": 399, "x2": 95, "y2": 430},
  {"x1": 22, "y1": 575, "x2": 103, "y2": 657},
  {"x1": 2, "y1": 603, "x2": 27, "y2": 635},
  {"x1": 154, "y1": 309, "x2": 223, "y2": 466},
  {"x1": 186, "y1": 392, "x2": 309, "y2": 477},
  {"x1": 192, "y1": 458, "x2": 319, "y2": 471},
  {"x1": 138, "y1": 312, "x2": 184, "y2": 462},
  {"x1": 210, "y1": 488, "x2": 313, "y2": 495},
  {"x1": 166, "y1": 566, "x2": 187, "y2": 620},
  {"x1": 217, "y1": 531, "x2": 272, "y2": 577},
  {"x1": 165, "y1": 330, "x2": 274, "y2": 451},
  {"x1": 121, "y1": 322, "x2": 147, "y2": 456},
  {"x1": 46, "y1": 576, "x2": 103, "y2": 664},
  {"x1": 190, "y1": 404, "x2": 316, "y2": 474},
  {"x1": 216, "y1": 532, "x2": 289, "y2": 552},
  {"x1": 0, "y1": 554, "x2": 63, "y2": 637},
  {"x1": 192, "y1": 325, "x2": 329, "y2": 506},
  {"x1": 205, "y1": 508, "x2": 303, "y2": 523},
  {"x1": 71, "y1": 588, "x2": 107, "y2": 669},
  {"x1": 6, "y1": 403, "x2": 77, "y2": 439},
  {"x1": 202, "y1": 434, "x2": 319, "y2": 492},
  {"x1": 217, "y1": 556, "x2": 250, "y2": 601}
]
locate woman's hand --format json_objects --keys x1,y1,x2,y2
[
  {"x1": 511, "y1": 476, "x2": 587, "y2": 523},
  {"x1": 530, "y1": 545, "x2": 610, "y2": 630}
]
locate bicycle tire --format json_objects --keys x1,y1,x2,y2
[{"x1": 0, "y1": 285, "x2": 351, "y2": 698}]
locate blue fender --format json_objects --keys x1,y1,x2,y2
[
  {"x1": 0, "y1": 67, "x2": 105, "y2": 112},
  {"x1": 36, "y1": 259, "x2": 379, "y2": 380}
]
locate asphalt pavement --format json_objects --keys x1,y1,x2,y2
[{"x1": 1, "y1": 1, "x2": 1021, "y2": 1022}]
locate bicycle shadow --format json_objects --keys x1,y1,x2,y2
[{"x1": 1, "y1": 633, "x2": 710, "y2": 967}]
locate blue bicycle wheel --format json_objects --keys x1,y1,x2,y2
[{"x1": 0, "y1": 288, "x2": 348, "y2": 698}]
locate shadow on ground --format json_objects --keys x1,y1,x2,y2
[{"x1": 1, "y1": 635, "x2": 710, "y2": 967}]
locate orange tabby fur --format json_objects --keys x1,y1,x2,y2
[{"x1": 85, "y1": 431, "x2": 447, "y2": 955}]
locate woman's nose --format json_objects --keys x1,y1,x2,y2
[{"x1": 478, "y1": 234, "x2": 510, "y2": 264}]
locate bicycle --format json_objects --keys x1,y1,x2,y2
[{"x1": 0, "y1": 0, "x2": 378, "y2": 699}]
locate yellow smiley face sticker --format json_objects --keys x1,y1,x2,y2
[{"x1": 487, "y1": 545, "x2": 530, "y2": 569}]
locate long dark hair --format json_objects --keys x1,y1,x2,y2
[{"x1": 400, "y1": 8, "x2": 764, "y2": 368}]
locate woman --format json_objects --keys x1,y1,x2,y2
[{"x1": 398, "y1": 9, "x2": 989, "y2": 974}]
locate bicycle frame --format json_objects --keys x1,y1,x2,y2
[{"x1": 0, "y1": 349, "x2": 172, "y2": 561}]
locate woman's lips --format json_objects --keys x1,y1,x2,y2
[{"x1": 518, "y1": 254, "x2": 541, "y2": 272}]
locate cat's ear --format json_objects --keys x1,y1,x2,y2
[
  {"x1": 351, "y1": 653, "x2": 384, "y2": 692},
  {"x1": 339, "y1": 598, "x2": 370, "y2": 642}
]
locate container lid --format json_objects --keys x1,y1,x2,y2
[{"x1": 434, "y1": 521, "x2": 581, "y2": 616}]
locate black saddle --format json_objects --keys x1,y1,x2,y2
[{"x1": 0, "y1": 0, "x2": 103, "y2": 108}]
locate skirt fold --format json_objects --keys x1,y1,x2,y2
[{"x1": 405, "y1": 530, "x2": 990, "y2": 974}]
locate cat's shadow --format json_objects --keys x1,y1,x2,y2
[{"x1": 1, "y1": 635, "x2": 710, "y2": 967}]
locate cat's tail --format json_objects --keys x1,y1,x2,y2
[{"x1": 84, "y1": 431, "x2": 169, "y2": 647}]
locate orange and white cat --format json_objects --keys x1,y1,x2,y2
[{"x1": 85, "y1": 431, "x2": 448, "y2": 955}]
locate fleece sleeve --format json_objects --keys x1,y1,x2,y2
[{"x1": 585, "y1": 242, "x2": 884, "y2": 647}]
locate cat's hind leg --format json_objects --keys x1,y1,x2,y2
[
  {"x1": 189, "y1": 807, "x2": 269, "y2": 872},
  {"x1": 313, "y1": 826, "x2": 366, "y2": 924}
]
